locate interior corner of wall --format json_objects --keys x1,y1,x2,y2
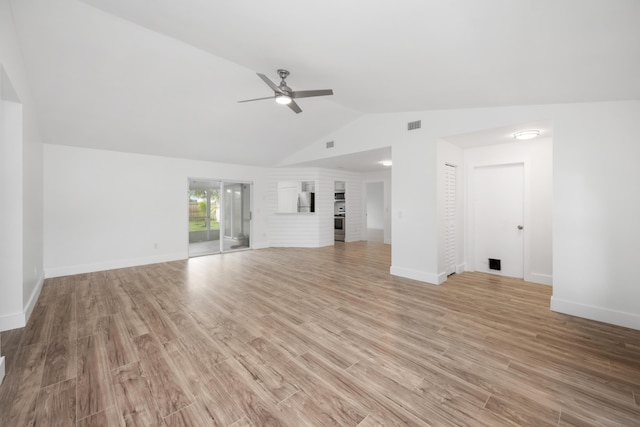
[
  {"x1": 527, "y1": 273, "x2": 552, "y2": 286},
  {"x1": 0, "y1": 356, "x2": 5, "y2": 385},
  {"x1": 23, "y1": 271, "x2": 45, "y2": 324},
  {"x1": 551, "y1": 296, "x2": 640, "y2": 331},
  {"x1": 389, "y1": 265, "x2": 441, "y2": 286}
]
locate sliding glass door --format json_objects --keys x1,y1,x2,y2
[
  {"x1": 188, "y1": 178, "x2": 251, "y2": 257},
  {"x1": 222, "y1": 182, "x2": 251, "y2": 252}
]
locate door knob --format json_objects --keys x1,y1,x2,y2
[{"x1": 517, "y1": 225, "x2": 523, "y2": 230}]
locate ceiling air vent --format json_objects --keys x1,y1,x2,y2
[
  {"x1": 326, "y1": 141, "x2": 334, "y2": 148},
  {"x1": 407, "y1": 120, "x2": 421, "y2": 131}
]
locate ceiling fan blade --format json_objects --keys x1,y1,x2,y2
[
  {"x1": 237, "y1": 96, "x2": 275, "y2": 103},
  {"x1": 288, "y1": 100, "x2": 302, "y2": 114},
  {"x1": 291, "y1": 89, "x2": 334, "y2": 99},
  {"x1": 257, "y1": 73, "x2": 282, "y2": 93}
]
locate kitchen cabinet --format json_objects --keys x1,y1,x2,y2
[
  {"x1": 277, "y1": 180, "x2": 316, "y2": 213},
  {"x1": 277, "y1": 181, "x2": 299, "y2": 213}
]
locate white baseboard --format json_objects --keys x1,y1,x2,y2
[
  {"x1": 0, "y1": 272, "x2": 45, "y2": 332},
  {"x1": 389, "y1": 265, "x2": 442, "y2": 285},
  {"x1": 251, "y1": 241, "x2": 270, "y2": 250},
  {"x1": 456, "y1": 263, "x2": 466, "y2": 274},
  {"x1": 24, "y1": 272, "x2": 45, "y2": 323},
  {"x1": 551, "y1": 297, "x2": 640, "y2": 331},
  {"x1": 0, "y1": 311, "x2": 25, "y2": 332},
  {"x1": 45, "y1": 253, "x2": 186, "y2": 278},
  {"x1": 527, "y1": 273, "x2": 553, "y2": 286},
  {"x1": 0, "y1": 356, "x2": 5, "y2": 385}
]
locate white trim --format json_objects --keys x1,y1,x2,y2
[
  {"x1": 456, "y1": 263, "x2": 466, "y2": 274},
  {"x1": 0, "y1": 273, "x2": 45, "y2": 332},
  {"x1": 390, "y1": 265, "x2": 443, "y2": 285},
  {"x1": 0, "y1": 356, "x2": 5, "y2": 385},
  {"x1": 24, "y1": 272, "x2": 45, "y2": 323},
  {"x1": 551, "y1": 297, "x2": 640, "y2": 331},
  {"x1": 0, "y1": 311, "x2": 24, "y2": 332},
  {"x1": 251, "y1": 240, "x2": 270, "y2": 250},
  {"x1": 44, "y1": 253, "x2": 185, "y2": 278},
  {"x1": 528, "y1": 273, "x2": 552, "y2": 286}
]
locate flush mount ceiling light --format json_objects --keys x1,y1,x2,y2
[
  {"x1": 275, "y1": 94, "x2": 292, "y2": 105},
  {"x1": 380, "y1": 160, "x2": 392, "y2": 167},
  {"x1": 513, "y1": 130, "x2": 540, "y2": 140}
]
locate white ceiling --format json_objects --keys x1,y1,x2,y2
[
  {"x1": 288, "y1": 147, "x2": 393, "y2": 173},
  {"x1": 442, "y1": 120, "x2": 553, "y2": 149},
  {"x1": 9, "y1": 0, "x2": 640, "y2": 167}
]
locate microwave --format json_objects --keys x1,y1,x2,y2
[{"x1": 334, "y1": 191, "x2": 345, "y2": 200}]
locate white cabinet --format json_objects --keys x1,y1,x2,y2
[{"x1": 277, "y1": 181, "x2": 299, "y2": 213}]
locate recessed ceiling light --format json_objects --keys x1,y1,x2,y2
[
  {"x1": 380, "y1": 160, "x2": 392, "y2": 167},
  {"x1": 513, "y1": 130, "x2": 540, "y2": 140}
]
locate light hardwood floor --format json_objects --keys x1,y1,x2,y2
[{"x1": 1, "y1": 242, "x2": 640, "y2": 426}]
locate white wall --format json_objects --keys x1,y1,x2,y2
[
  {"x1": 0, "y1": 0, "x2": 44, "y2": 334},
  {"x1": 268, "y1": 168, "x2": 363, "y2": 247},
  {"x1": 366, "y1": 182, "x2": 384, "y2": 229},
  {"x1": 294, "y1": 100, "x2": 640, "y2": 330},
  {"x1": 363, "y1": 169, "x2": 392, "y2": 244},
  {"x1": 43, "y1": 147, "x2": 367, "y2": 276},
  {"x1": 464, "y1": 138, "x2": 553, "y2": 285},
  {"x1": 551, "y1": 101, "x2": 640, "y2": 329},
  {"x1": 269, "y1": 168, "x2": 324, "y2": 247},
  {"x1": 0, "y1": 91, "x2": 23, "y2": 330},
  {"x1": 43, "y1": 144, "x2": 270, "y2": 277}
]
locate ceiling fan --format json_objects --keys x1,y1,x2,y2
[{"x1": 238, "y1": 69, "x2": 333, "y2": 114}]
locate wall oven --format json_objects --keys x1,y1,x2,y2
[{"x1": 334, "y1": 215, "x2": 345, "y2": 241}]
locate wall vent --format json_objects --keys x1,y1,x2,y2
[
  {"x1": 407, "y1": 120, "x2": 421, "y2": 131},
  {"x1": 326, "y1": 141, "x2": 334, "y2": 148},
  {"x1": 488, "y1": 258, "x2": 501, "y2": 271}
]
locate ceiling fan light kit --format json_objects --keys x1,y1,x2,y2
[
  {"x1": 238, "y1": 69, "x2": 333, "y2": 114},
  {"x1": 275, "y1": 94, "x2": 292, "y2": 105}
]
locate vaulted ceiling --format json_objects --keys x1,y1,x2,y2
[{"x1": 9, "y1": 0, "x2": 640, "y2": 166}]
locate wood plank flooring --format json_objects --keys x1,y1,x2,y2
[{"x1": 1, "y1": 242, "x2": 640, "y2": 426}]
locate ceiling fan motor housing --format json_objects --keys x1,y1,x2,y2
[{"x1": 277, "y1": 69, "x2": 290, "y2": 80}]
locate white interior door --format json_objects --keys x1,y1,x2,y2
[
  {"x1": 444, "y1": 164, "x2": 457, "y2": 275},
  {"x1": 473, "y1": 164, "x2": 524, "y2": 278}
]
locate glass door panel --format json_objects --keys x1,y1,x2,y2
[
  {"x1": 222, "y1": 182, "x2": 251, "y2": 252},
  {"x1": 188, "y1": 179, "x2": 221, "y2": 257}
]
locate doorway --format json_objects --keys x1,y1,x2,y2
[
  {"x1": 188, "y1": 179, "x2": 251, "y2": 257},
  {"x1": 366, "y1": 182, "x2": 384, "y2": 242},
  {"x1": 221, "y1": 182, "x2": 251, "y2": 252},
  {"x1": 472, "y1": 163, "x2": 524, "y2": 278}
]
